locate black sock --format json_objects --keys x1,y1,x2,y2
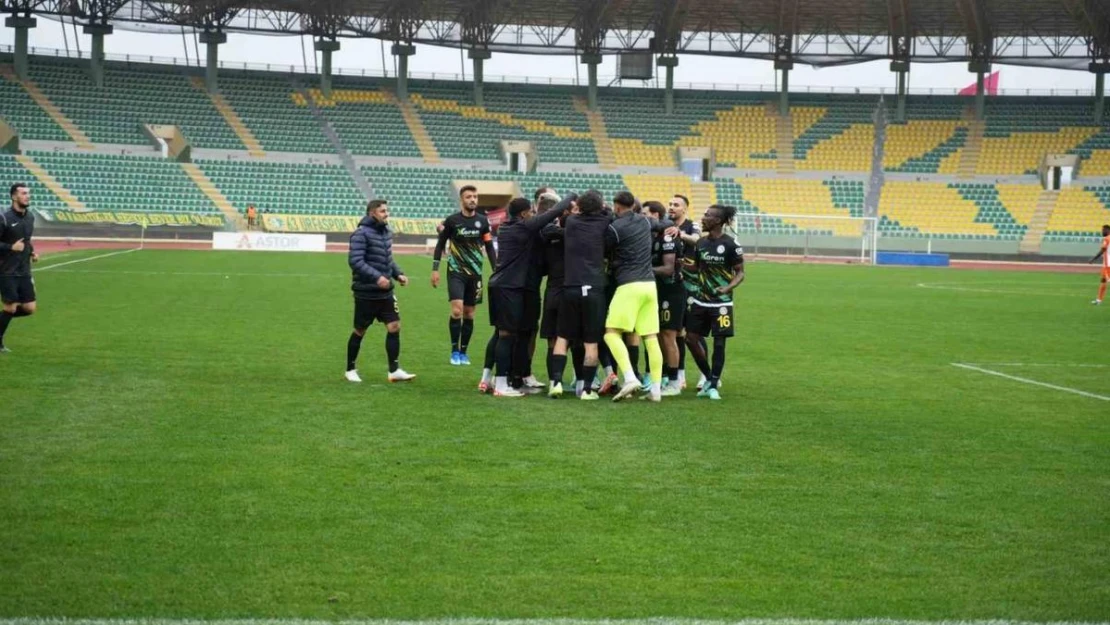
[
  {"x1": 663, "y1": 365, "x2": 676, "y2": 381},
  {"x1": 522, "y1": 332, "x2": 535, "y2": 378},
  {"x1": 460, "y1": 319, "x2": 474, "y2": 354},
  {"x1": 496, "y1": 333, "x2": 514, "y2": 378},
  {"x1": 549, "y1": 353, "x2": 567, "y2": 387},
  {"x1": 449, "y1": 317, "x2": 462, "y2": 353},
  {"x1": 628, "y1": 344, "x2": 641, "y2": 379},
  {"x1": 711, "y1": 337, "x2": 727, "y2": 388},
  {"x1": 678, "y1": 338, "x2": 687, "y2": 371},
  {"x1": 513, "y1": 334, "x2": 531, "y2": 380},
  {"x1": 582, "y1": 365, "x2": 598, "y2": 392},
  {"x1": 386, "y1": 331, "x2": 400, "y2": 373},
  {"x1": 0, "y1": 310, "x2": 11, "y2": 345},
  {"x1": 12, "y1": 309, "x2": 31, "y2": 318},
  {"x1": 484, "y1": 331, "x2": 498, "y2": 369},
  {"x1": 687, "y1": 336, "x2": 712, "y2": 379},
  {"x1": 571, "y1": 343, "x2": 585, "y2": 382},
  {"x1": 346, "y1": 332, "x2": 364, "y2": 371}
]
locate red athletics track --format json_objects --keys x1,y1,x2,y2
[{"x1": 34, "y1": 237, "x2": 1104, "y2": 274}]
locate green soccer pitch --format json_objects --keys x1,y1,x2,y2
[{"x1": 1, "y1": 248, "x2": 1107, "y2": 620}]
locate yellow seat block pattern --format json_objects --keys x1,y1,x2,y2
[
  {"x1": 883, "y1": 120, "x2": 963, "y2": 169},
  {"x1": 796, "y1": 124, "x2": 874, "y2": 171},
  {"x1": 1082, "y1": 149, "x2": 1110, "y2": 176},
  {"x1": 678, "y1": 105, "x2": 778, "y2": 169},
  {"x1": 879, "y1": 182, "x2": 998, "y2": 236},
  {"x1": 936, "y1": 148, "x2": 962, "y2": 175},
  {"x1": 409, "y1": 94, "x2": 591, "y2": 139},
  {"x1": 740, "y1": 178, "x2": 859, "y2": 236},
  {"x1": 976, "y1": 128, "x2": 1099, "y2": 175},
  {"x1": 622, "y1": 174, "x2": 693, "y2": 205},
  {"x1": 291, "y1": 88, "x2": 391, "y2": 108},
  {"x1": 612, "y1": 138, "x2": 674, "y2": 167},
  {"x1": 1047, "y1": 187, "x2": 1110, "y2": 233},
  {"x1": 995, "y1": 184, "x2": 1042, "y2": 226},
  {"x1": 791, "y1": 106, "x2": 827, "y2": 138}
]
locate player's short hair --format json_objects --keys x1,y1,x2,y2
[
  {"x1": 367, "y1": 199, "x2": 388, "y2": 213},
  {"x1": 708, "y1": 204, "x2": 737, "y2": 225},
  {"x1": 459, "y1": 185, "x2": 478, "y2": 197},
  {"x1": 10, "y1": 183, "x2": 27, "y2": 197},
  {"x1": 508, "y1": 197, "x2": 532, "y2": 217},
  {"x1": 577, "y1": 190, "x2": 604, "y2": 215},
  {"x1": 673, "y1": 194, "x2": 690, "y2": 208},
  {"x1": 613, "y1": 191, "x2": 636, "y2": 209},
  {"x1": 537, "y1": 195, "x2": 559, "y2": 214},
  {"x1": 1104, "y1": 223, "x2": 1110, "y2": 229},
  {"x1": 534, "y1": 186, "x2": 555, "y2": 203},
  {"x1": 643, "y1": 200, "x2": 667, "y2": 218}
]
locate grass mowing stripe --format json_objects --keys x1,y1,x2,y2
[
  {"x1": 3, "y1": 620, "x2": 1109, "y2": 625},
  {"x1": 951, "y1": 363, "x2": 1110, "y2": 401}
]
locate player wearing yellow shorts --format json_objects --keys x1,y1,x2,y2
[{"x1": 602, "y1": 192, "x2": 665, "y2": 403}]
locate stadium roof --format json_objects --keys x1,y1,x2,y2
[{"x1": 6, "y1": 0, "x2": 1110, "y2": 69}]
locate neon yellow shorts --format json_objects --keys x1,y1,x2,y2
[{"x1": 605, "y1": 281, "x2": 660, "y2": 336}]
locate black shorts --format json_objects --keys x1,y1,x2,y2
[
  {"x1": 353, "y1": 295, "x2": 400, "y2": 330},
  {"x1": 489, "y1": 286, "x2": 538, "y2": 333},
  {"x1": 0, "y1": 275, "x2": 35, "y2": 305},
  {"x1": 686, "y1": 303, "x2": 735, "y2": 338},
  {"x1": 557, "y1": 285, "x2": 606, "y2": 344},
  {"x1": 658, "y1": 284, "x2": 686, "y2": 332},
  {"x1": 447, "y1": 271, "x2": 483, "y2": 306},
  {"x1": 540, "y1": 287, "x2": 563, "y2": 339}
]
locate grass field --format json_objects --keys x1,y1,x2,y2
[{"x1": 1, "y1": 248, "x2": 1107, "y2": 620}]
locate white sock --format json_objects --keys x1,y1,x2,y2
[
  {"x1": 575, "y1": 380, "x2": 585, "y2": 395},
  {"x1": 623, "y1": 370, "x2": 638, "y2": 385},
  {"x1": 481, "y1": 368, "x2": 492, "y2": 384},
  {"x1": 677, "y1": 369, "x2": 686, "y2": 383},
  {"x1": 652, "y1": 380, "x2": 662, "y2": 395},
  {"x1": 494, "y1": 376, "x2": 508, "y2": 392},
  {"x1": 604, "y1": 366, "x2": 614, "y2": 377}
]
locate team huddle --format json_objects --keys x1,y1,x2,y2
[{"x1": 344, "y1": 185, "x2": 745, "y2": 402}]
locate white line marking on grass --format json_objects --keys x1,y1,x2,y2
[
  {"x1": 35, "y1": 247, "x2": 141, "y2": 272},
  {"x1": 952, "y1": 362, "x2": 1110, "y2": 402},
  {"x1": 3, "y1": 620, "x2": 1108, "y2": 625},
  {"x1": 46, "y1": 268, "x2": 334, "y2": 278},
  {"x1": 917, "y1": 282, "x2": 1085, "y2": 296},
  {"x1": 967, "y1": 363, "x2": 1109, "y2": 368}
]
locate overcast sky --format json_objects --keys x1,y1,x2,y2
[{"x1": 0, "y1": 18, "x2": 1100, "y2": 97}]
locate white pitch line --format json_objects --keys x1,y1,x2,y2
[
  {"x1": 2, "y1": 620, "x2": 1108, "y2": 625},
  {"x1": 35, "y1": 247, "x2": 141, "y2": 272},
  {"x1": 964, "y1": 362, "x2": 1109, "y2": 368},
  {"x1": 45, "y1": 268, "x2": 335, "y2": 278},
  {"x1": 916, "y1": 282, "x2": 1083, "y2": 296},
  {"x1": 951, "y1": 362, "x2": 1110, "y2": 402}
]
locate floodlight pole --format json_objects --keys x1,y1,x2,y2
[
  {"x1": 393, "y1": 43, "x2": 415, "y2": 100},
  {"x1": 581, "y1": 52, "x2": 601, "y2": 109},
  {"x1": 315, "y1": 38, "x2": 340, "y2": 100},
  {"x1": 891, "y1": 60, "x2": 909, "y2": 123},
  {"x1": 657, "y1": 54, "x2": 678, "y2": 115},
  {"x1": 776, "y1": 59, "x2": 792, "y2": 117},
  {"x1": 469, "y1": 48, "x2": 491, "y2": 107},
  {"x1": 1092, "y1": 59, "x2": 1110, "y2": 124},
  {"x1": 5, "y1": 16, "x2": 36, "y2": 80},
  {"x1": 84, "y1": 23, "x2": 113, "y2": 88},
  {"x1": 199, "y1": 30, "x2": 227, "y2": 95}
]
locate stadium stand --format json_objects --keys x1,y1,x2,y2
[
  {"x1": 28, "y1": 151, "x2": 219, "y2": 213},
  {"x1": 0, "y1": 153, "x2": 67, "y2": 211},
  {"x1": 6, "y1": 51, "x2": 1110, "y2": 247},
  {"x1": 25, "y1": 57, "x2": 242, "y2": 149},
  {"x1": 198, "y1": 159, "x2": 365, "y2": 215}
]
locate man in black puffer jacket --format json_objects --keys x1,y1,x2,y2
[{"x1": 345, "y1": 199, "x2": 416, "y2": 384}]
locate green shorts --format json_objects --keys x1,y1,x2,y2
[{"x1": 605, "y1": 281, "x2": 660, "y2": 336}]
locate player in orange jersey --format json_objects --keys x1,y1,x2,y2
[{"x1": 1089, "y1": 224, "x2": 1110, "y2": 305}]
